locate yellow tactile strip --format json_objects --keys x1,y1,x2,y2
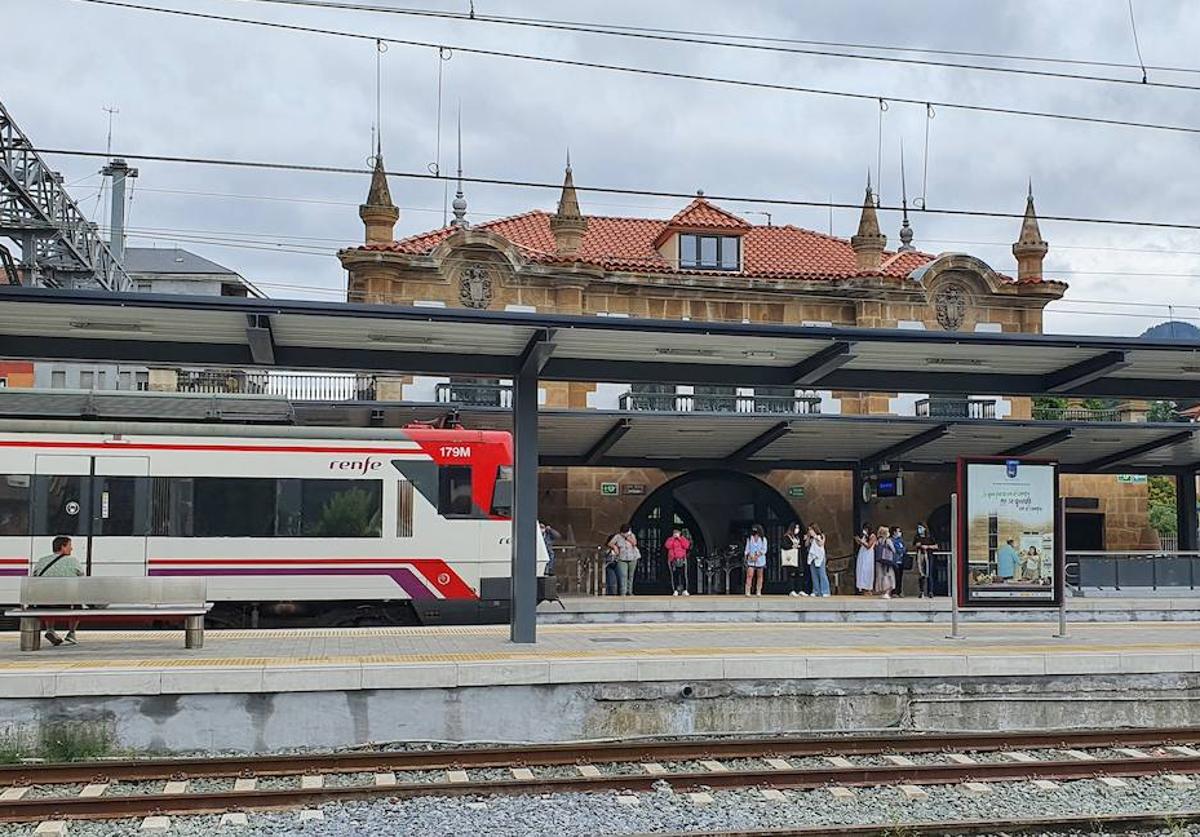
[{"x1": 0, "y1": 639, "x2": 1196, "y2": 672}]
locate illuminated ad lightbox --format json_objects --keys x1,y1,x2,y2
[{"x1": 957, "y1": 457, "x2": 1062, "y2": 608}]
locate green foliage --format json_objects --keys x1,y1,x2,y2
[
  {"x1": 37, "y1": 721, "x2": 115, "y2": 762},
  {"x1": 1148, "y1": 400, "x2": 1184, "y2": 422},
  {"x1": 1032, "y1": 395, "x2": 1067, "y2": 412},
  {"x1": 1148, "y1": 475, "x2": 1178, "y2": 538},
  {"x1": 0, "y1": 728, "x2": 32, "y2": 764},
  {"x1": 309, "y1": 488, "x2": 382, "y2": 538}
]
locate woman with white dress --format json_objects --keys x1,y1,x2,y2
[{"x1": 854, "y1": 524, "x2": 876, "y2": 594}]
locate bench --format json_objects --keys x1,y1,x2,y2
[{"x1": 5, "y1": 577, "x2": 213, "y2": 652}]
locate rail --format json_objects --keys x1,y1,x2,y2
[
  {"x1": 434, "y1": 381, "x2": 513, "y2": 408},
  {"x1": 176, "y1": 371, "x2": 376, "y2": 401},
  {"x1": 1067, "y1": 549, "x2": 1200, "y2": 592},
  {"x1": 914, "y1": 397, "x2": 996, "y2": 419},
  {"x1": 618, "y1": 391, "x2": 822, "y2": 414}
]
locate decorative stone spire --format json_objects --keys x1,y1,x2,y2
[
  {"x1": 1012, "y1": 181, "x2": 1049, "y2": 282},
  {"x1": 549, "y1": 152, "x2": 587, "y2": 256},
  {"x1": 359, "y1": 149, "x2": 399, "y2": 245},
  {"x1": 850, "y1": 173, "x2": 887, "y2": 271},
  {"x1": 450, "y1": 110, "x2": 468, "y2": 228},
  {"x1": 898, "y1": 143, "x2": 915, "y2": 252}
]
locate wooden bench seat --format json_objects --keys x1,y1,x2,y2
[{"x1": 5, "y1": 577, "x2": 213, "y2": 652}]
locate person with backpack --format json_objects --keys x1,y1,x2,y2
[
  {"x1": 873, "y1": 525, "x2": 896, "y2": 599},
  {"x1": 607, "y1": 524, "x2": 640, "y2": 596},
  {"x1": 890, "y1": 526, "x2": 909, "y2": 597},
  {"x1": 663, "y1": 528, "x2": 691, "y2": 596},
  {"x1": 31, "y1": 535, "x2": 82, "y2": 646}
]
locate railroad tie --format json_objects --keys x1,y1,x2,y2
[
  {"x1": 641, "y1": 763, "x2": 668, "y2": 775},
  {"x1": 828, "y1": 787, "x2": 856, "y2": 800},
  {"x1": 1167, "y1": 745, "x2": 1200, "y2": 757},
  {"x1": 576, "y1": 765, "x2": 602, "y2": 778},
  {"x1": 298, "y1": 810, "x2": 324, "y2": 823},
  {"x1": 1114, "y1": 748, "x2": 1151, "y2": 759},
  {"x1": 1002, "y1": 752, "x2": 1038, "y2": 763},
  {"x1": 764, "y1": 758, "x2": 793, "y2": 771},
  {"x1": 374, "y1": 772, "x2": 396, "y2": 787},
  {"x1": 699, "y1": 760, "x2": 729, "y2": 773},
  {"x1": 616, "y1": 795, "x2": 640, "y2": 806},
  {"x1": 1097, "y1": 777, "x2": 1129, "y2": 789},
  {"x1": 445, "y1": 770, "x2": 470, "y2": 783},
  {"x1": 233, "y1": 778, "x2": 257, "y2": 792},
  {"x1": 1063, "y1": 750, "x2": 1097, "y2": 761},
  {"x1": 33, "y1": 823, "x2": 67, "y2": 837},
  {"x1": 0, "y1": 787, "x2": 30, "y2": 801},
  {"x1": 510, "y1": 768, "x2": 535, "y2": 781},
  {"x1": 688, "y1": 792, "x2": 715, "y2": 805},
  {"x1": 162, "y1": 780, "x2": 189, "y2": 795},
  {"x1": 899, "y1": 785, "x2": 929, "y2": 801},
  {"x1": 140, "y1": 816, "x2": 171, "y2": 833},
  {"x1": 219, "y1": 812, "x2": 248, "y2": 827},
  {"x1": 300, "y1": 775, "x2": 324, "y2": 790},
  {"x1": 960, "y1": 782, "x2": 992, "y2": 796},
  {"x1": 945, "y1": 753, "x2": 977, "y2": 765},
  {"x1": 1165, "y1": 774, "x2": 1196, "y2": 788},
  {"x1": 883, "y1": 755, "x2": 917, "y2": 767},
  {"x1": 824, "y1": 756, "x2": 855, "y2": 768},
  {"x1": 1030, "y1": 780, "x2": 1060, "y2": 792},
  {"x1": 79, "y1": 783, "x2": 109, "y2": 798},
  {"x1": 758, "y1": 789, "x2": 787, "y2": 802}
]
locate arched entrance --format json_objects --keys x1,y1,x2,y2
[{"x1": 629, "y1": 470, "x2": 800, "y2": 594}]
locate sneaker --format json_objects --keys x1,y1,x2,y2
[
  {"x1": 682, "y1": 590, "x2": 690, "y2": 596},
  {"x1": 882, "y1": 593, "x2": 892, "y2": 599},
  {"x1": 799, "y1": 591, "x2": 810, "y2": 597},
  {"x1": 63, "y1": 632, "x2": 77, "y2": 646},
  {"x1": 673, "y1": 590, "x2": 680, "y2": 597},
  {"x1": 789, "y1": 590, "x2": 798, "y2": 597},
  {"x1": 44, "y1": 631, "x2": 62, "y2": 647}
]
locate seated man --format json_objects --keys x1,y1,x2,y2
[{"x1": 31, "y1": 535, "x2": 83, "y2": 646}]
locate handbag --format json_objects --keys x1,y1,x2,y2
[{"x1": 780, "y1": 548, "x2": 800, "y2": 568}]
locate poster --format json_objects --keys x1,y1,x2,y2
[{"x1": 959, "y1": 457, "x2": 1061, "y2": 607}]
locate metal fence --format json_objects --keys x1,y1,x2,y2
[
  {"x1": 1067, "y1": 550, "x2": 1200, "y2": 592},
  {"x1": 176, "y1": 371, "x2": 376, "y2": 401},
  {"x1": 617, "y1": 391, "x2": 822, "y2": 414},
  {"x1": 915, "y1": 398, "x2": 996, "y2": 419},
  {"x1": 434, "y1": 382, "x2": 513, "y2": 408}
]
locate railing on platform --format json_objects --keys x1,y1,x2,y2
[
  {"x1": 915, "y1": 398, "x2": 996, "y2": 419},
  {"x1": 434, "y1": 382, "x2": 513, "y2": 408},
  {"x1": 1033, "y1": 406, "x2": 1121, "y2": 422},
  {"x1": 176, "y1": 371, "x2": 376, "y2": 401},
  {"x1": 618, "y1": 391, "x2": 822, "y2": 414},
  {"x1": 1067, "y1": 550, "x2": 1200, "y2": 592}
]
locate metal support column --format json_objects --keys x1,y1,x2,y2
[
  {"x1": 101, "y1": 159, "x2": 138, "y2": 265},
  {"x1": 852, "y1": 466, "x2": 866, "y2": 531},
  {"x1": 509, "y1": 351, "x2": 541, "y2": 644},
  {"x1": 1178, "y1": 470, "x2": 1199, "y2": 552}
]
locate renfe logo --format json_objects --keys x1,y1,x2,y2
[{"x1": 330, "y1": 458, "x2": 383, "y2": 474}]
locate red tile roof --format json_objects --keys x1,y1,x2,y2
[{"x1": 358, "y1": 197, "x2": 1037, "y2": 283}]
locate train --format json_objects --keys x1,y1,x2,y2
[{"x1": 0, "y1": 420, "x2": 547, "y2": 626}]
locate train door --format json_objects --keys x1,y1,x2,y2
[
  {"x1": 31, "y1": 455, "x2": 92, "y2": 574},
  {"x1": 91, "y1": 456, "x2": 150, "y2": 577},
  {"x1": 30, "y1": 455, "x2": 149, "y2": 577}
]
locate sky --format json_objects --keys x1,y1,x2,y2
[{"x1": 5, "y1": 0, "x2": 1200, "y2": 337}]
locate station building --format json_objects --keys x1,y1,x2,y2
[{"x1": 337, "y1": 159, "x2": 1161, "y2": 592}]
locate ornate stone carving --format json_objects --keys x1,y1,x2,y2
[
  {"x1": 458, "y1": 265, "x2": 494, "y2": 309},
  {"x1": 932, "y1": 283, "x2": 969, "y2": 331}
]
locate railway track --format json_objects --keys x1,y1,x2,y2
[{"x1": 3, "y1": 728, "x2": 1200, "y2": 825}]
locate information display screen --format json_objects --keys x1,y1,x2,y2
[{"x1": 958, "y1": 457, "x2": 1061, "y2": 608}]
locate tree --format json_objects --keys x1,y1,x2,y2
[{"x1": 1147, "y1": 475, "x2": 1177, "y2": 538}]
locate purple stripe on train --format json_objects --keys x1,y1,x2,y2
[{"x1": 148, "y1": 567, "x2": 437, "y2": 600}]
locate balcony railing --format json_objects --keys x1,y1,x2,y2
[
  {"x1": 1032, "y1": 406, "x2": 1119, "y2": 422},
  {"x1": 176, "y1": 371, "x2": 376, "y2": 401},
  {"x1": 618, "y1": 391, "x2": 822, "y2": 414},
  {"x1": 435, "y1": 381, "x2": 513, "y2": 408},
  {"x1": 915, "y1": 397, "x2": 996, "y2": 419}
]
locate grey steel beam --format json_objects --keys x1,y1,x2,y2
[
  {"x1": 861, "y1": 425, "x2": 950, "y2": 469},
  {"x1": 517, "y1": 328, "x2": 556, "y2": 376},
  {"x1": 789, "y1": 341, "x2": 855, "y2": 385},
  {"x1": 1042, "y1": 351, "x2": 1129, "y2": 393},
  {"x1": 509, "y1": 348, "x2": 539, "y2": 645},
  {"x1": 583, "y1": 418, "x2": 632, "y2": 466},
  {"x1": 725, "y1": 421, "x2": 791, "y2": 464},
  {"x1": 999, "y1": 428, "x2": 1073, "y2": 457},
  {"x1": 1082, "y1": 430, "x2": 1195, "y2": 471},
  {"x1": 246, "y1": 314, "x2": 276, "y2": 366},
  {"x1": 1177, "y1": 470, "x2": 1199, "y2": 552}
]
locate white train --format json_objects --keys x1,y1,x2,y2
[{"x1": 0, "y1": 421, "x2": 547, "y2": 626}]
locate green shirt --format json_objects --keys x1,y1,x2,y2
[{"x1": 31, "y1": 552, "x2": 83, "y2": 578}]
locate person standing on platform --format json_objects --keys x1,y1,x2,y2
[
  {"x1": 806, "y1": 523, "x2": 831, "y2": 597},
  {"x1": 890, "y1": 526, "x2": 908, "y2": 597},
  {"x1": 31, "y1": 535, "x2": 82, "y2": 646},
  {"x1": 997, "y1": 538, "x2": 1020, "y2": 582},
  {"x1": 608, "y1": 524, "x2": 640, "y2": 596},
  {"x1": 603, "y1": 534, "x2": 620, "y2": 596},
  {"x1": 743, "y1": 525, "x2": 767, "y2": 596},
  {"x1": 914, "y1": 523, "x2": 937, "y2": 598},
  {"x1": 781, "y1": 523, "x2": 806, "y2": 597},
  {"x1": 664, "y1": 527, "x2": 691, "y2": 596},
  {"x1": 873, "y1": 525, "x2": 896, "y2": 599},
  {"x1": 540, "y1": 521, "x2": 562, "y2": 577},
  {"x1": 854, "y1": 524, "x2": 876, "y2": 595}
]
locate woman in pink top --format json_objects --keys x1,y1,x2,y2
[{"x1": 664, "y1": 528, "x2": 691, "y2": 596}]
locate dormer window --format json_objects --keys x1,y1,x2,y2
[{"x1": 679, "y1": 234, "x2": 740, "y2": 271}]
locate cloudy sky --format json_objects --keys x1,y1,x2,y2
[{"x1": 6, "y1": 0, "x2": 1200, "y2": 336}]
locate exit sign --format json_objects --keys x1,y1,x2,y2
[
  {"x1": 600, "y1": 482, "x2": 619, "y2": 496},
  {"x1": 788, "y1": 486, "x2": 806, "y2": 498}
]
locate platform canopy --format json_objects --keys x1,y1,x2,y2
[{"x1": 1, "y1": 287, "x2": 1200, "y2": 399}]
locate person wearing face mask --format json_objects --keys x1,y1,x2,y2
[
  {"x1": 854, "y1": 524, "x2": 876, "y2": 595},
  {"x1": 890, "y1": 526, "x2": 908, "y2": 597},
  {"x1": 914, "y1": 522, "x2": 937, "y2": 598}
]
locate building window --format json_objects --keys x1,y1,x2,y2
[
  {"x1": 135, "y1": 371, "x2": 149, "y2": 391},
  {"x1": 118, "y1": 371, "x2": 131, "y2": 391},
  {"x1": 50, "y1": 370, "x2": 66, "y2": 389},
  {"x1": 679, "y1": 234, "x2": 740, "y2": 270},
  {"x1": 79, "y1": 371, "x2": 94, "y2": 390},
  {"x1": 135, "y1": 281, "x2": 153, "y2": 293}
]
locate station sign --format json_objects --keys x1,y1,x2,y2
[
  {"x1": 622, "y1": 483, "x2": 646, "y2": 496},
  {"x1": 957, "y1": 456, "x2": 1062, "y2": 608},
  {"x1": 788, "y1": 486, "x2": 806, "y2": 498},
  {"x1": 600, "y1": 482, "x2": 619, "y2": 496},
  {"x1": 1116, "y1": 474, "x2": 1147, "y2": 484}
]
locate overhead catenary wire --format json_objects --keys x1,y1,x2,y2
[
  {"x1": 225, "y1": 0, "x2": 1200, "y2": 93},
  {"x1": 38, "y1": 145, "x2": 1200, "y2": 233},
  {"x1": 70, "y1": 0, "x2": 1200, "y2": 138}
]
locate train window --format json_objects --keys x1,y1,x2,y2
[
  {"x1": 300, "y1": 480, "x2": 382, "y2": 537},
  {"x1": 191, "y1": 478, "x2": 276, "y2": 537},
  {"x1": 491, "y1": 465, "x2": 513, "y2": 516},
  {"x1": 438, "y1": 466, "x2": 474, "y2": 517},
  {"x1": 32, "y1": 475, "x2": 86, "y2": 536},
  {"x1": 150, "y1": 478, "x2": 194, "y2": 536},
  {"x1": 0, "y1": 474, "x2": 30, "y2": 535},
  {"x1": 96, "y1": 477, "x2": 143, "y2": 536},
  {"x1": 397, "y1": 480, "x2": 414, "y2": 537}
]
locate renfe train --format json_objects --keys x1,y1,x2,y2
[{"x1": 0, "y1": 421, "x2": 547, "y2": 627}]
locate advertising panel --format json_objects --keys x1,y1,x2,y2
[{"x1": 958, "y1": 457, "x2": 1061, "y2": 607}]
